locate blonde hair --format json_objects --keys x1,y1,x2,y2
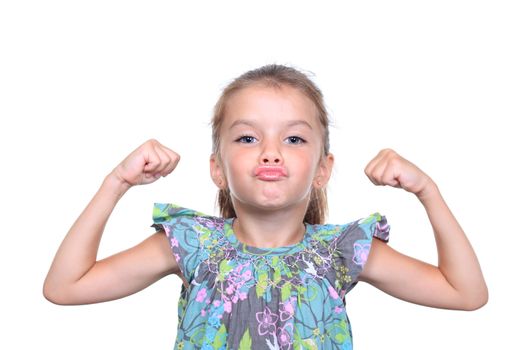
[{"x1": 211, "y1": 64, "x2": 330, "y2": 224}]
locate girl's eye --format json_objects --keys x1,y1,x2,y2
[
  {"x1": 285, "y1": 136, "x2": 305, "y2": 145},
  {"x1": 236, "y1": 135, "x2": 257, "y2": 144}
]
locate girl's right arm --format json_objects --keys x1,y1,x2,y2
[{"x1": 43, "y1": 139, "x2": 181, "y2": 305}]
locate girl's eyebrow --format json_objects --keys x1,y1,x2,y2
[
  {"x1": 229, "y1": 119, "x2": 313, "y2": 130},
  {"x1": 287, "y1": 120, "x2": 313, "y2": 129},
  {"x1": 229, "y1": 119, "x2": 257, "y2": 130}
]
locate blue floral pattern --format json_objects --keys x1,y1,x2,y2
[{"x1": 152, "y1": 203, "x2": 390, "y2": 349}]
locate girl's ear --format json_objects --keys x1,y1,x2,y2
[
  {"x1": 314, "y1": 153, "x2": 334, "y2": 189},
  {"x1": 210, "y1": 154, "x2": 226, "y2": 189}
]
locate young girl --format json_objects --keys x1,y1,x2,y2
[{"x1": 44, "y1": 64, "x2": 488, "y2": 349}]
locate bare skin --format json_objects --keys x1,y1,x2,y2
[
  {"x1": 209, "y1": 85, "x2": 334, "y2": 249},
  {"x1": 44, "y1": 89, "x2": 487, "y2": 310},
  {"x1": 360, "y1": 149, "x2": 488, "y2": 310},
  {"x1": 43, "y1": 139, "x2": 184, "y2": 304}
]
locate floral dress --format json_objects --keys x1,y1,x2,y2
[{"x1": 151, "y1": 203, "x2": 390, "y2": 350}]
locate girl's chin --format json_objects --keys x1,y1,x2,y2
[
  {"x1": 234, "y1": 195, "x2": 310, "y2": 213},
  {"x1": 230, "y1": 185, "x2": 311, "y2": 211}
]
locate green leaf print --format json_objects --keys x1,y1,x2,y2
[
  {"x1": 296, "y1": 285, "x2": 307, "y2": 306},
  {"x1": 224, "y1": 224, "x2": 234, "y2": 237},
  {"x1": 293, "y1": 329, "x2": 318, "y2": 350},
  {"x1": 281, "y1": 281, "x2": 291, "y2": 301},
  {"x1": 239, "y1": 328, "x2": 252, "y2": 350},
  {"x1": 335, "y1": 280, "x2": 342, "y2": 290},
  {"x1": 218, "y1": 260, "x2": 233, "y2": 281},
  {"x1": 361, "y1": 212, "x2": 381, "y2": 225},
  {"x1": 152, "y1": 206, "x2": 163, "y2": 219},
  {"x1": 273, "y1": 268, "x2": 282, "y2": 284},
  {"x1": 296, "y1": 285, "x2": 307, "y2": 294},
  {"x1": 278, "y1": 263, "x2": 292, "y2": 278},
  {"x1": 199, "y1": 227, "x2": 211, "y2": 243},
  {"x1": 256, "y1": 272, "x2": 268, "y2": 298},
  {"x1": 293, "y1": 329, "x2": 302, "y2": 350},
  {"x1": 220, "y1": 260, "x2": 233, "y2": 274},
  {"x1": 213, "y1": 324, "x2": 227, "y2": 349},
  {"x1": 303, "y1": 339, "x2": 319, "y2": 350},
  {"x1": 312, "y1": 228, "x2": 330, "y2": 241}
]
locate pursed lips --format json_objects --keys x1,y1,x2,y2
[{"x1": 254, "y1": 165, "x2": 288, "y2": 181}]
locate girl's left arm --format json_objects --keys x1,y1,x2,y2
[{"x1": 359, "y1": 149, "x2": 488, "y2": 310}]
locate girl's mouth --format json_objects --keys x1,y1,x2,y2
[{"x1": 254, "y1": 166, "x2": 287, "y2": 181}]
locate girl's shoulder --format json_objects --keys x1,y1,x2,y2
[
  {"x1": 152, "y1": 202, "x2": 213, "y2": 222},
  {"x1": 151, "y1": 202, "x2": 226, "y2": 247},
  {"x1": 152, "y1": 202, "x2": 227, "y2": 233},
  {"x1": 309, "y1": 212, "x2": 390, "y2": 244},
  {"x1": 150, "y1": 203, "x2": 228, "y2": 283},
  {"x1": 151, "y1": 203, "x2": 390, "y2": 244}
]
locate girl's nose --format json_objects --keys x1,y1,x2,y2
[
  {"x1": 259, "y1": 143, "x2": 282, "y2": 165},
  {"x1": 261, "y1": 155, "x2": 281, "y2": 164}
]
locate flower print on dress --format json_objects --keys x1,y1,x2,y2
[
  {"x1": 352, "y1": 216, "x2": 390, "y2": 268},
  {"x1": 194, "y1": 215, "x2": 225, "y2": 236},
  {"x1": 334, "y1": 306, "x2": 344, "y2": 314},
  {"x1": 196, "y1": 288, "x2": 207, "y2": 302},
  {"x1": 151, "y1": 204, "x2": 390, "y2": 350},
  {"x1": 219, "y1": 261, "x2": 254, "y2": 313},
  {"x1": 328, "y1": 285, "x2": 340, "y2": 300},
  {"x1": 277, "y1": 323, "x2": 294, "y2": 350},
  {"x1": 256, "y1": 307, "x2": 279, "y2": 335},
  {"x1": 352, "y1": 241, "x2": 371, "y2": 266},
  {"x1": 279, "y1": 297, "x2": 296, "y2": 321}
]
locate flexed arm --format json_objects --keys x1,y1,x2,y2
[
  {"x1": 43, "y1": 139, "x2": 180, "y2": 305},
  {"x1": 359, "y1": 149, "x2": 488, "y2": 310}
]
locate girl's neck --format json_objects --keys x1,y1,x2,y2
[{"x1": 231, "y1": 202, "x2": 308, "y2": 249}]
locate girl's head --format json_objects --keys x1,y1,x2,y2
[{"x1": 210, "y1": 64, "x2": 333, "y2": 224}]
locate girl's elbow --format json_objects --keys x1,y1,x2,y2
[
  {"x1": 43, "y1": 284, "x2": 62, "y2": 305},
  {"x1": 462, "y1": 298, "x2": 488, "y2": 311},
  {"x1": 461, "y1": 287, "x2": 489, "y2": 311},
  {"x1": 43, "y1": 281, "x2": 74, "y2": 306}
]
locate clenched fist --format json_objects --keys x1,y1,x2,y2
[
  {"x1": 364, "y1": 149, "x2": 433, "y2": 197},
  {"x1": 111, "y1": 139, "x2": 180, "y2": 188}
]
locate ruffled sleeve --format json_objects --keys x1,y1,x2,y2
[
  {"x1": 151, "y1": 203, "x2": 206, "y2": 283},
  {"x1": 333, "y1": 213, "x2": 390, "y2": 295}
]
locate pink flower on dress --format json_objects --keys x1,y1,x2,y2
[
  {"x1": 328, "y1": 285, "x2": 339, "y2": 300},
  {"x1": 279, "y1": 300, "x2": 295, "y2": 321},
  {"x1": 353, "y1": 242, "x2": 371, "y2": 266},
  {"x1": 242, "y1": 270, "x2": 252, "y2": 280},
  {"x1": 277, "y1": 323, "x2": 294, "y2": 350},
  {"x1": 334, "y1": 306, "x2": 344, "y2": 314},
  {"x1": 226, "y1": 285, "x2": 235, "y2": 295},
  {"x1": 196, "y1": 288, "x2": 207, "y2": 302},
  {"x1": 170, "y1": 236, "x2": 179, "y2": 247},
  {"x1": 224, "y1": 301, "x2": 232, "y2": 313},
  {"x1": 256, "y1": 307, "x2": 279, "y2": 335}
]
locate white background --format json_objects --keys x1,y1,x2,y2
[{"x1": 1, "y1": 1, "x2": 523, "y2": 349}]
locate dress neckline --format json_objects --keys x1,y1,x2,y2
[{"x1": 223, "y1": 217, "x2": 313, "y2": 257}]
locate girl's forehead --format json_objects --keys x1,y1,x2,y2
[{"x1": 222, "y1": 85, "x2": 320, "y2": 129}]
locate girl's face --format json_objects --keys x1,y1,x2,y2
[{"x1": 210, "y1": 84, "x2": 333, "y2": 214}]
